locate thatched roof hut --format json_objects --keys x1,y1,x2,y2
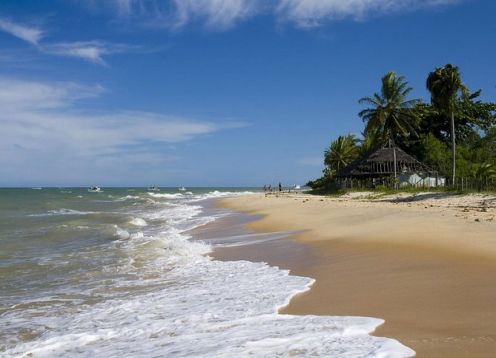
[{"x1": 336, "y1": 141, "x2": 436, "y2": 179}]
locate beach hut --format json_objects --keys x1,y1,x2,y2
[{"x1": 336, "y1": 141, "x2": 444, "y2": 188}]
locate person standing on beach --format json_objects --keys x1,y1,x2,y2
[
  {"x1": 263, "y1": 185, "x2": 267, "y2": 192},
  {"x1": 278, "y1": 182, "x2": 282, "y2": 192}
]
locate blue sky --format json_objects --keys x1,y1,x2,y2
[{"x1": 0, "y1": 0, "x2": 495, "y2": 187}]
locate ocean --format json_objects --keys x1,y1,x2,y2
[{"x1": 0, "y1": 188, "x2": 413, "y2": 357}]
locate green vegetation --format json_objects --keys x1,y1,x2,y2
[
  {"x1": 324, "y1": 134, "x2": 360, "y2": 173},
  {"x1": 308, "y1": 64, "x2": 496, "y2": 193},
  {"x1": 359, "y1": 71, "x2": 420, "y2": 144},
  {"x1": 426, "y1": 64, "x2": 463, "y2": 182}
]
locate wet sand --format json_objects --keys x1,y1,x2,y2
[{"x1": 212, "y1": 193, "x2": 496, "y2": 357}]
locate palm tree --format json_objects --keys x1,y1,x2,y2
[
  {"x1": 359, "y1": 71, "x2": 420, "y2": 144},
  {"x1": 471, "y1": 163, "x2": 496, "y2": 191},
  {"x1": 472, "y1": 163, "x2": 496, "y2": 180},
  {"x1": 360, "y1": 133, "x2": 378, "y2": 154},
  {"x1": 324, "y1": 134, "x2": 360, "y2": 172},
  {"x1": 426, "y1": 64, "x2": 463, "y2": 184}
]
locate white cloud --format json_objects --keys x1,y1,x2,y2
[
  {"x1": 0, "y1": 18, "x2": 132, "y2": 65},
  {"x1": 0, "y1": 18, "x2": 43, "y2": 44},
  {"x1": 0, "y1": 78, "x2": 243, "y2": 184},
  {"x1": 42, "y1": 41, "x2": 132, "y2": 65},
  {"x1": 99, "y1": 0, "x2": 460, "y2": 29},
  {"x1": 0, "y1": 78, "x2": 104, "y2": 110},
  {"x1": 172, "y1": 0, "x2": 263, "y2": 29},
  {"x1": 277, "y1": 0, "x2": 460, "y2": 27},
  {"x1": 96, "y1": 0, "x2": 264, "y2": 29}
]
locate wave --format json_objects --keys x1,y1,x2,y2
[
  {"x1": 129, "y1": 217, "x2": 148, "y2": 227},
  {"x1": 148, "y1": 192, "x2": 185, "y2": 199},
  {"x1": 121, "y1": 195, "x2": 141, "y2": 200},
  {"x1": 29, "y1": 208, "x2": 94, "y2": 217},
  {"x1": 113, "y1": 225, "x2": 131, "y2": 240},
  {"x1": 189, "y1": 190, "x2": 255, "y2": 202},
  {"x1": 6, "y1": 191, "x2": 414, "y2": 357},
  {"x1": 3, "y1": 230, "x2": 413, "y2": 356}
]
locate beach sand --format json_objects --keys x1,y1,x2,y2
[{"x1": 212, "y1": 192, "x2": 496, "y2": 357}]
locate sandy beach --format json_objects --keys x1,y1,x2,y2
[{"x1": 213, "y1": 192, "x2": 496, "y2": 357}]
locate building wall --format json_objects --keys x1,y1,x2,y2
[{"x1": 399, "y1": 173, "x2": 446, "y2": 188}]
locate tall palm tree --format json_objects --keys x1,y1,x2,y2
[
  {"x1": 324, "y1": 134, "x2": 360, "y2": 172},
  {"x1": 426, "y1": 64, "x2": 463, "y2": 184},
  {"x1": 359, "y1": 71, "x2": 420, "y2": 144}
]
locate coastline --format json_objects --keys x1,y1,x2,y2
[{"x1": 211, "y1": 192, "x2": 496, "y2": 357}]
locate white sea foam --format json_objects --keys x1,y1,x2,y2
[
  {"x1": 3, "y1": 239, "x2": 414, "y2": 357},
  {"x1": 110, "y1": 195, "x2": 143, "y2": 202},
  {"x1": 189, "y1": 190, "x2": 255, "y2": 202},
  {"x1": 148, "y1": 192, "x2": 184, "y2": 199},
  {"x1": 29, "y1": 208, "x2": 94, "y2": 217},
  {"x1": 113, "y1": 225, "x2": 130, "y2": 240},
  {"x1": 122, "y1": 195, "x2": 140, "y2": 200},
  {"x1": 129, "y1": 217, "x2": 148, "y2": 227},
  {"x1": 5, "y1": 190, "x2": 414, "y2": 357}
]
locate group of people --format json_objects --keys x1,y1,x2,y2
[
  {"x1": 263, "y1": 183, "x2": 283, "y2": 193},
  {"x1": 263, "y1": 183, "x2": 302, "y2": 194}
]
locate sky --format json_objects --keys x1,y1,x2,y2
[{"x1": 0, "y1": 0, "x2": 495, "y2": 187}]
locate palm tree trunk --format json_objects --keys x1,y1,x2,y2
[{"x1": 450, "y1": 110, "x2": 456, "y2": 185}]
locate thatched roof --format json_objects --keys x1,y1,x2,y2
[{"x1": 336, "y1": 141, "x2": 436, "y2": 178}]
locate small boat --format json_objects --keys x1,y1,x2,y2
[
  {"x1": 88, "y1": 186, "x2": 103, "y2": 193},
  {"x1": 148, "y1": 186, "x2": 160, "y2": 192},
  {"x1": 178, "y1": 187, "x2": 186, "y2": 191}
]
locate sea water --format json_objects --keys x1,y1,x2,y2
[{"x1": 0, "y1": 188, "x2": 414, "y2": 357}]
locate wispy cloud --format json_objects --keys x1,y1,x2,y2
[
  {"x1": 99, "y1": 0, "x2": 264, "y2": 29},
  {"x1": 172, "y1": 0, "x2": 264, "y2": 29},
  {"x1": 42, "y1": 41, "x2": 133, "y2": 65},
  {"x1": 0, "y1": 78, "x2": 104, "y2": 110},
  {"x1": 0, "y1": 18, "x2": 43, "y2": 44},
  {"x1": 277, "y1": 0, "x2": 460, "y2": 28},
  {"x1": 0, "y1": 18, "x2": 132, "y2": 65},
  {"x1": 0, "y1": 77, "x2": 244, "y2": 184},
  {"x1": 98, "y1": 0, "x2": 461, "y2": 29}
]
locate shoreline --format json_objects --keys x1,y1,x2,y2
[{"x1": 212, "y1": 192, "x2": 496, "y2": 357}]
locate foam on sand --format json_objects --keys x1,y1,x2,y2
[{"x1": 4, "y1": 242, "x2": 414, "y2": 357}]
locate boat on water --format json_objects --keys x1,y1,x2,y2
[
  {"x1": 88, "y1": 186, "x2": 103, "y2": 193},
  {"x1": 148, "y1": 186, "x2": 160, "y2": 192},
  {"x1": 179, "y1": 187, "x2": 186, "y2": 191}
]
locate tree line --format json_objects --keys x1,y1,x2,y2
[{"x1": 309, "y1": 64, "x2": 496, "y2": 190}]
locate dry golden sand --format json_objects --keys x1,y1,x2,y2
[{"x1": 215, "y1": 193, "x2": 496, "y2": 357}]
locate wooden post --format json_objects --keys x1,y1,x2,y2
[
  {"x1": 450, "y1": 110, "x2": 456, "y2": 186},
  {"x1": 393, "y1": 146, "x2": 397, "y2": 189}
]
